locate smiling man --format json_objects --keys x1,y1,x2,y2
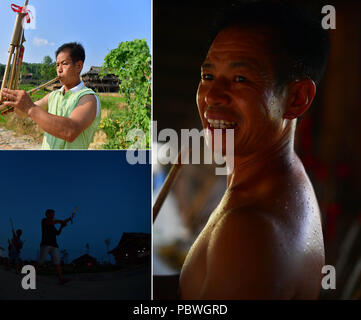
[
  {"x1": 2, "y1": 42, "x2": 101, "y2": 149},
  {"x1": 155, "y1": 1, "x2": 330, "y2": 300}
]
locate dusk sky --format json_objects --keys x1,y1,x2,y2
[
  {"x1": 0, "y1": 151, "x2": 151, "y2": 263},
  {"x1": 0, "y1": 0, "x2": 151, "y2": 74}
]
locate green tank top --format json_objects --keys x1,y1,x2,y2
[{"x1": 41, "y1": 86, "x2": 101, "y2": 150}]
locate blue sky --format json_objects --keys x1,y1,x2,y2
[
  {"x1": 0, "y1": 0, "x2": 151, "y2": 74},
  {"x1": 0, "y1": 151, "x2": 151, "y2": 263}
]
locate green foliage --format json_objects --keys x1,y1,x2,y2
[
  {"x1": 40, "y1": 56, "x2": 57, "y2": 81},
  {"x1": 99, "y1": 106, "x2": 149, "y2": 150},
  {"x1": 0, "y1": 64, "x2": 5, "y2": 78},
  {"x1": 100, "y1": 96, "x2": 125, "y2": 112},
  {"x1": 20, "y1": 62, "x2": 43, "y2": 80},
  {"x1": 0, "y1": 56, "x2": 56, "y2": 81},
  {"x1": 101, "y1": 39, "x2": 151, "y2": 149}
]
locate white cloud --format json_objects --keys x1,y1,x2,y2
[{"x1": 33, "y1": 37, "x2": 55, "y2": 47}]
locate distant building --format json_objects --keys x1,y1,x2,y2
[
  {"x1": 109, "y1": 232, "x2": 151, "y2": 265},
  {"x1": 81, "y1": 66, "x2": 120, "y2": 93},
  {"x1": 19, "y1": 73, "x2": 34, "y2": 84},
  {"x1": 22, "y1": 73, "x2": 33, "y2": 80},
  {"x1": 72, "y1": 254, "x2": 98, "y2": 267}
]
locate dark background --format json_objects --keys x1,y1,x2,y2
[{"x1": 153, "y1": 0, "x2": 361, "y2": 299}]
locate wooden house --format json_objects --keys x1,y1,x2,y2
[
  {"x1": 108, "y1": 232, "x2": 151, "y2": 265},
  {"x1": 81, "y1": 66, "x2": 120, "y2": 93}
]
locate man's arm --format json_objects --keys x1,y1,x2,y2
[
  {"x1": 44, "y1": 218, "x2": 70, "y2": 226},
  {"x1": 34, "y1": 93, "x2": 50, "y2": 111},
  {"x1": 199, "y1": 211, "x2": 292, "y2": 299},
  {"x1": 2, "y1": 89, "x2": 97, "y2": 142},
  {"x1": 29, "y1": 94, "x2": 97, "y2": 142},
  {"x1": 56, "y1": 223, "x2": 66, "y2": 236},
  {"x1": 44, "y1": 219, "x2": 63, "y2": 226}
]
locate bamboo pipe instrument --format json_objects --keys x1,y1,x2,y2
[
  {"x1": 0, "y1": 0, "x2": 29, "y2": 100},
  {"x1": 0, "y1": 76, "x2": 60, "y2": 115},
  {"x1": 153, "y1": 147, "x2": 190, "y2": 223}
]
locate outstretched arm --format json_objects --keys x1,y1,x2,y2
[
  {"x1": 56, "y1": 224, "x2": 65, "y2": 236},
  {"x1": 2, "y1": 89, "x2": 97, "y2": 142}
]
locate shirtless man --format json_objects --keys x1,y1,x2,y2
[{"x1": 155, "y1": 2, "x2": 330, "y2": 299}]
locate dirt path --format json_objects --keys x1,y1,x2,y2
[
  {"x1": 0, "y1": 264, "x2": 150, "y2": 300},
  {"x1": 0, "y1": 127, "x2": 107, "y2": 150},
  {"x1": 0, "y1": 127, "x2": 42, "y2": 150}
]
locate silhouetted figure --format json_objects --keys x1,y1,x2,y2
[
  {"x1": 35, "y1": 209, "x2": 71, "y2": 285},
  {"x1": 7, "y1": 229, "x2": 23, "y2": 273}
]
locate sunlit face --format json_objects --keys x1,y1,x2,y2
[
  {"x1": 56, "y1": 49, "x2": 82, "y2": 85},
  {"x1": 197, "y1": 26, "x2": 286, "y2": 157}
]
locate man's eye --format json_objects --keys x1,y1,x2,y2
[
  {"x1": 235, "y1": 75, "x2": 247, "y2": 83},
  {"x1": 201, "y1": 73, "x2": 213, "y2": 80}
]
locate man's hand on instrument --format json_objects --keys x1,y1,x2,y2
[
  {"x1": 60, "y1": 220, "x2": 68, "y2": 227},
  {"x1": 1, "y1": 88, "x2": 35, "y2": 116},
  {"x1": 62, "y1": 217, "x2": 72, "y2": 227}
]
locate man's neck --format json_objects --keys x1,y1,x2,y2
[
  {"x1": 226, "y1": 137, "x2": 296, "y2": 193},
  {"x1": 63, "y1": 78, "x2": 81, "y2": 93}
]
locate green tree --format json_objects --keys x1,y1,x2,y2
[
  {"x1": 101, "y1": 39, "x2": 151, "y2": 149},
  {"x1": 40, "y1": 55, "x2": 57, "y2": 81},
  {"x1": 0, "y1": 64, "x2": 5, "y2": 78},
  {"x1": 21, "y1": 62, "x2": 42, "y2": 80}
]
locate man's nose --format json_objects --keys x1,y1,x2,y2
[{"x1": 204, "y1": 79, "x2": 231, "y2": 106}]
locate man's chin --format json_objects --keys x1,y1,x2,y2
[{"x1": 204, "y1": 127, "x2": 235, "y2": 155}]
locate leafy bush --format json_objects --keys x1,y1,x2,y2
[{"x1": 101, "y1": 39, "x2": 151, "y2": 149}]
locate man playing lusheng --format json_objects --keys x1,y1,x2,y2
[
  {"x1": 35, "y1": 209, "x2": 71, "y2": 285},
  {"x1": 156, "y1": 2, "x2": 330, "y2": 299},
  {"x1": 1, "y1": 42, "x2": 101, "y2": 149},
  {"x1": 7, "y1": 228, "x2": 23, "y2": 273}
]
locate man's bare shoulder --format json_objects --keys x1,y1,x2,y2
[
  {"x1": 77, "y1": 94, "x2": 97, "y2": 106},
  {"x1": 210, "y1": 208, "x2": 288, "y2": 265},
  {"x1": 202, "y1": 209, "x2": 295, "y2": 299}
]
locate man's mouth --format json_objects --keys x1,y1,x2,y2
[{"x1": 206, "y1": 118, "x2": 237, "y2": 129}]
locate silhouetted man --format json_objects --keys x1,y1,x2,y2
[
  {"x1": 36, "y1": 209, "x2": 71, "y2": 285},
  {"x1": 7, "y1": 229, "x2": 23, "y2": 273}
]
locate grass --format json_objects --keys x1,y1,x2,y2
[
  {"x1": 98, "y1": 95, "x2": 126, "y2": 112},
  {"x1": 19, "y1": 84, "x2": 49, "y2": 101},
  {"x1": 0, "y1": 84, "x2": 125, "y2": 148}
]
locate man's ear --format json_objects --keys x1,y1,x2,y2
[
  {"x1": 283, "y1": 79, "x2": 316, "y2": 120},
  {"x1": 76, "y1": 60, "x2": 83, "y2": 73}
]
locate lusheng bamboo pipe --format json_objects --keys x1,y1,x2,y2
[
  {"x1": 153, "y1": 147, "x2": 190, "y2": 223},
  {"x1": 0, "y1": 76, "x2": 60, "y2": 115},
  {"x1": 0, "y1": 0, "x2": 29, "y2": 102}
]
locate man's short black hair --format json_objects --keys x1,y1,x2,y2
[
  {"x1": 55, "y1": 42, "x2": 85, "y2": 64},
  {"x1": 211, "y1": 1, "x2": 330, "y2": 89},
  {"x1": 45, "y1": 209, "x2": 55, "y2": 216}
]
